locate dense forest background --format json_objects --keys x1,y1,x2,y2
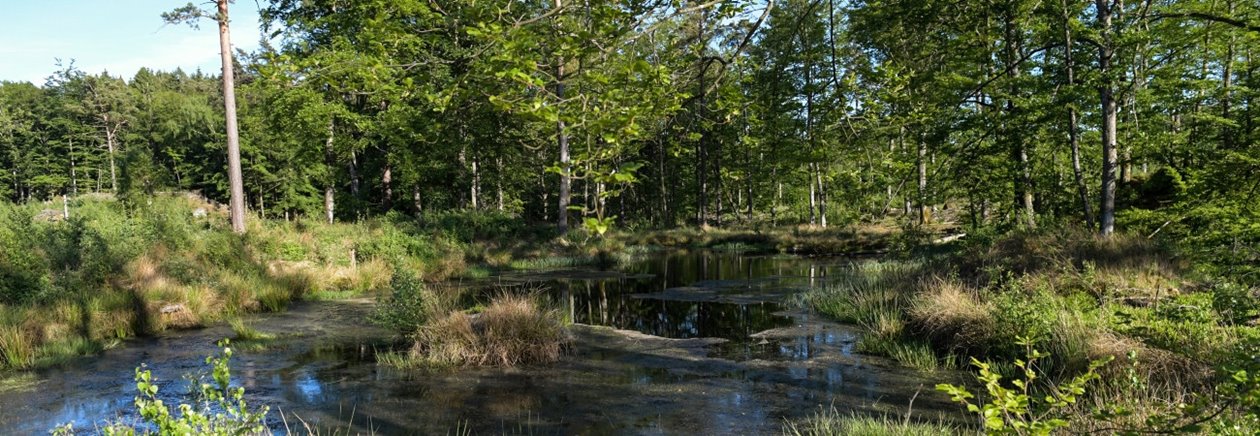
[{"x1": 0, "y1": 0, "x2": 1256, "y2": 255}]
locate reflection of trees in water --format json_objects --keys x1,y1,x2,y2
[
  {"x1": 557, "y1": 280, "x2": 791, "y2": 340},
  {"x1": 549, "y1": 252, "x2": 838, "y2": 340}
]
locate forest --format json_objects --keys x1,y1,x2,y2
[{"x1": 1, "y1": 0, "x2": 1259, "y2": 434}]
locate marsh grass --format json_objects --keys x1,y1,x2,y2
[
  {"x1": 507, "y1": 256, "x2": 590, "y2": 270},
  {"x1": 0, "y1": 194, "x2": 467, "y2": 371},
  {"x1": 406, "y1": 292, "x2": 571, "y2": 367},
  {"x1": 229, "y1": 317, "x2": 273, "y2": 342},
  {"x1": 803, "y1": 227, "x2": 1230, "y2": 430},
  {"x1": 783, "y1": 407, "x2": 956, "y2": 436},
  {"x1": 0, "y1": 325, "x2": 34, "y2": 369}
]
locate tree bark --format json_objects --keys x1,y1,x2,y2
[
  {"x1": 324, "y1": 119, "x2": 335, "y2": 224},
  {"x1": 1005, "y1": 7, "x2": 1035, "y2": 229},
  {"x1": 1062, "y1": 3, "x2": 1094, "y2": 226},
  {"x1": 817, "y1": 166, "x2": 827, "y2": 228},
  {"x1": 69, "y1": 137, "x2": 78, "y2": 196},
  {"x1": 1098, "y1": 0, "x2": 1118, "y2": 236},
  {"x1": 917, "y1": 136, "x2": 928, "y2": 225},
  {"x1": 106, "y1": 124, "x2": 118, "y2": 193},
  {"x1": 218, "y1": 0, "x2": 246, "y2": 233},
  {"x1": 496, "y1": 157, "x2": 505, "y2": 211},
  {"x1": 382, "y1": 161, "x2": 393, "y2": 210},
  {"x1": 555, "y1": 0, "x2": 571, "y2": 233}
]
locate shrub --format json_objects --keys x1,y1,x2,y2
[
  {"x1": 1138, "y1": 167, "x2": 1186, "y2": 209},
  {"x1": 937, "y1": 337, "x2": 1112, "y2": 435},
  {"x1": 372, "y1": 271, "x2": 429, "y2": 334}
]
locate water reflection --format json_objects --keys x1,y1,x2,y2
[
  {"x1": 0, "y1": 251, "x2": 967, "y2": 435},
  {"x1": 495, "y1": 251, "x2": 845, "y2": 344}
]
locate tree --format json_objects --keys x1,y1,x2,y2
[{"x1": 165, "y1": 1, "x2": 247, "y2": 233}]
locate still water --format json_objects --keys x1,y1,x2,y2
[{"x1": 0, "y1": 250, "x2": 962, "y2": 434}]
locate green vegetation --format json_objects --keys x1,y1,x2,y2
[
  {"x1": 0, "y1": 194, "x2": 466, "y2": 371},
  {"x1": 2, "y1": 0, "x2": 1260, "y2": 433},
  {"x1": 377, "y1": 286, "x2": 572, "y2": 368},
  {"x1": 53, "y1": 340, "x2": 269, "y2": 436},
  {"x1": 783, "y1": 408, "x2": 956, "y2": 436},
  {"x1": 806, "y1": 227, "x2": 1260, "y2": 433}
]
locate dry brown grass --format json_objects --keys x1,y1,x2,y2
[
  {"x1": 0, "y1": 324, "x2": 35, "y2": 369},
  {"x1": 410, "y1": 293, "x2": 570, "y2": 367},
  {"x1": 909, "y1": 277, "x2": 994, "y2": 352},
  {"x1": 1068, "y1": 333, "x2": 1214, "y2": 432}
]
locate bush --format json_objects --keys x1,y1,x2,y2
[
  {"x1": 372, "y1": 271, "x2": 429, "y2": 334},
  {"x1": 937, "y1": 337, "x2": 1111, "y2": 435},
  {"x1": 1138, "y1": 167, "x2": 1185, "y2": 209}
]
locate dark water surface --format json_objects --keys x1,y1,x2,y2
[{"x1": 0, "y1": 251, "x2": 962, "y2": 434}]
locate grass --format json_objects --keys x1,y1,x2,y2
[
  {"x1": 0, "y1": 193, "x2": 472, "y2": 372},
  {"x1": 783, "y1": 407, "x2": 956, "y2": 436},
  {"x1": 803, "y1": 226, "x2": 1254, "y2": 430},
  {"x1": 399, "y1": 292, "x2": 571, "y2": 368},
  {"x1": 229, "y1": 317, "x2": 274, "y2": 342}
]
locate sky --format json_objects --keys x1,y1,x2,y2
[{"x1": 0, "y1": 0, "x2": 266, "y2": 85}]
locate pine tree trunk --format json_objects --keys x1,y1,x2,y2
[{"x1": 219, "y1": 0, "x2": 246, "y2": 233}]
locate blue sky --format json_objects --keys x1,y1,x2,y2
[{"x1": 0, "y1": 1, "x2": 265, "y2": 85}]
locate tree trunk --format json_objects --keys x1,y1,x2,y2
[
  {"x1": 555, "y1": 0, "x2": 571, "y2": 233},
  {"x1": 324, "y1": 119, "x2": 335, "y2": 224},
  {"x1": 917, "y1": 136, "x2": 928, "y2": 226},
  {"x1": 817, "y1": 167, "x2": 827, "y2": 228},
  {"x1": 471, "y1": 154, "x2": 480, "y2": 210},
  {"x1": 218, "y1": 0, "x2": 246, "y2": 234},
  {"x1": 348, "y1": 149, "x2": 361, "y2": 198},
  {"x1": 808, "y1": 166, "x2": 817, "y2": 226},
  {"x1": 496, "y1": 157, "x2": 505, "y2": 212},
  {"x1": 1098, "y1": 0, "x2": 1118, "y2": 236},
  {"x1": 382, "y1": 161, "x2": 393, "y2": 210},
  {"x1": 1005, "y1": 8, "x2": 1035, "y2": 229},
  {"x1": 414, "y1": 185, "x2": 424, "y2": 214},
  {"x1": 1222, "y1": 1, "x2": 1236, "y2": 149},
  {"x1": 106, "y1": 126, "x2": 118, "y2": 193},
  {"x1": 69, "y1": 138, "x2": 78, "y2": 196},
  {"x1": 1063, "y1": 4, "x2": 1094, "y2": 226}
]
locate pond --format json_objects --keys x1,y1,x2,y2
[{"x1": 0, "y1": 250, "x2": 963, "y2": 434}]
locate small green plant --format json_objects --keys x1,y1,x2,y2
[
  {"x1": 936, "y1": 336, "x2": 1111, "y2": 435},
  {"x1": 81, "y1": 339, "x2": 270, "y2": 435}
]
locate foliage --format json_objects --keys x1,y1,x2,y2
[
  {"x1": 370, "y1": 271, "x2": 429, "y2": 335},
  {"x1": 937, "y1": 337, "x2": 1112, "y2": 435},
  {"x1": 52, "y1": 340, "x2": 270, "y2": 435}
]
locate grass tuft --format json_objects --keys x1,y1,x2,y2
[{"x1": 783, "y1": 407, "x2": 956, "y2": 436}]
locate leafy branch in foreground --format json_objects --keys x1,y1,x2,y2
[
  {"x1": 936, "y1": 336, "x2": 1112, "y2": 435},
  {"x1": 55, "y1": 339, "x2": 269, "y2": 435}
]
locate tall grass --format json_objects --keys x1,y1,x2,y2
[
  {"x1": 0, "y1": 194, "x2": 467, "y2": 371},
  {"x1": 783, "y1": 407, "x2": 956, "y2": 436},
  {"x1": 404, "y1": 293, "x2": 571, "y2": 367}
]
